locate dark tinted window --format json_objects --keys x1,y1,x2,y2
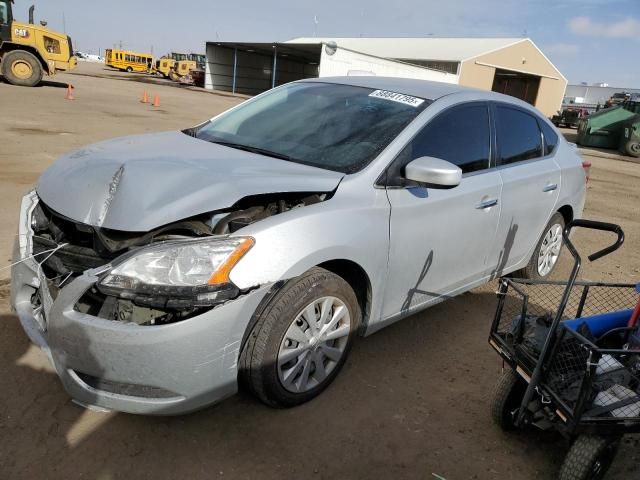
[
  {"x1": 496, "y1": 106, "x2": 543, "y2": 165},
  {"x1": 401, "y1": 104, "x2": 491, "y2": 174},
  {"x1": 540, "y1": 120, "x2": 559, "y2": 155}
]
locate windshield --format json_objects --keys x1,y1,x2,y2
[{"x1": 193, "y1": 82, "x2": 429, "y2": 173}]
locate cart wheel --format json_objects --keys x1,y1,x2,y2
[
  {"x1": 558, "y1": 435, "x2": 621, "y2": 480},
  {"x1": 490, "y1": 368, "x2": 527, "y2": 431}
]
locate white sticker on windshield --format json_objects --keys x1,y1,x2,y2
[{"x1": 368, "y1": 90, "x2": 425, "y2": 107}]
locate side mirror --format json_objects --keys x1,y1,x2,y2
[{"x1": 404, "y1": 156, "x2": 462, "y2": 187}]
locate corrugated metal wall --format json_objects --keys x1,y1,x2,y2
[
  {"x1": 205, "y1": 44, "x2": 317, "y2": 95},
  {"x1": 564, "y1": 85, "x2": 640, "y2": 106}
]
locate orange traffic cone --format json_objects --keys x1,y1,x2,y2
[
  {"x1": 65, "y1": 84, "x2": 74, "y2": 100},
  {"x1": 151, "y1": 94, "x2": 160, "y2": 107},
  {"x1": 140, "y1": 90, "x2": 149, "y2": 103}
]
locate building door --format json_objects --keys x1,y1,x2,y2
[{"x1": 492, "y1": 69, "x2": 541, "y2": 106}]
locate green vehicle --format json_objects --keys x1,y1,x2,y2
[{"x1": 577, "y1": 96, "x2": 640, "y2": 152}]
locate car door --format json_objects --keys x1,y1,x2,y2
[
  {"x1": 488, "y1": 103, "x2": 561, "y2": 274},
  {"x1": 381, "y1": 102, "x2": 503, "y2": 320}
]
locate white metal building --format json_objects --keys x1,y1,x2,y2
[{"x1": 204, "y1": 37, "x2": 566, "y2": 116}]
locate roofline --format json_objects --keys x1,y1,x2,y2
[
  {"x1": 287, "y1": 36, "x2": 539, "y2": 63},
  {"x1": 460, "y1": 37, "x2": 527, "y2": 62},
  {"x1": 524, "y1": 38, "x2": 568, "y2": 83},
  {"x1": 286, "y1": 36, "x2": 528, "y2": 40},
  {"x1": 320, "y1": 42, "x2": 458, "y2": 78}
]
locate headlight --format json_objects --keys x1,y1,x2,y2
[
  {"x1": 18, "y1": 190, "x2": 39, "y2": 261},
  {"x1": 98, "y1": 237, "x2": 254, "y2": 308}
]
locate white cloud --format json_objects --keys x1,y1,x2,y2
[
  {"x1": 568, "y1": 16, "x2": 640, "y2": 38},
  {"x1": 544, "y1": 42, "x2": 580, "y2": 54}
]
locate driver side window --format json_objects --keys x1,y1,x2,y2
[
  {"x1": 410, "y1": 103, "x2": 491, "y2": 173},
  {"x1": 384, "y1": 103, "x2": 491, "y2": 186}
]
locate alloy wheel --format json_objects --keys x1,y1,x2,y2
[{"x1": 537, "y1": 223, "x2": 563, "y2": 276}]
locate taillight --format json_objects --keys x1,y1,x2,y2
[{"x1": 582, "y1": 160, "x2": 592, "y2": 183}]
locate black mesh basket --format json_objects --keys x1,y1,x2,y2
[{"x1": 490, "y1": 278, "x2": 640, "y2": 431}]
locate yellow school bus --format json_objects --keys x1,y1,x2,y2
[{"x1": 105, "y1": 49, "x2": 153, "y2": 73}]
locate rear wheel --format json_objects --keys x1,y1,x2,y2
[
  {"x1": 1, "y1": 50, "x2": 43, "y2": 87},
  {"x1": 239, "y1": 267, "x2": 360, "y2": 408},
  {"x1": 490, "y1": 368, "x2": 527, "y2": 431},
  {"x1": 126, "y1": 66, "x2": 133, "y2": 72},
  {"x1": 518, "y1": 213, "x2": 565, "y2": 280},
  {"x1": 558, "y1": 435, "x2": 621, "y2": 480}
]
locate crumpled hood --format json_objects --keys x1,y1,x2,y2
[{"x1": 37, "y1": 131, "x2": 344, "y2": 232}]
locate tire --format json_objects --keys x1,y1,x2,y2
[
  {"x1": 1, "y1": 50, "x2": 43, "y2": 87},
  {"x1": 490, "y1": 368, "x2": 527, "y2": 431},
  {"x1": 558, "y1": 435, "x2": 621, "y2": 480},
  {"x1": 126, "y1": 66, "x2": 133, "y2": 72},
  {"x1": 239, "y1": 267, "x2": 360, "y2": 408},
  {"x1": 623, "y1": 139, "x2": 640, "y2": 158},
  {"x1": 517, "y1": 212, "x2": 565, "y2": 280}
]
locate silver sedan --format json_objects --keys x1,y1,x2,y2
[{"x1": 11, "y1": 77, "x2": 586, "y2": 414}]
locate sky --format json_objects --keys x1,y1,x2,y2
[{"x1": 15, "y1": 0, "x2": 640, "y2": 88}]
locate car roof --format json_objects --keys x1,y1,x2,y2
[
  {"x1": 298, "y1": 76, "x2": 539, "y2": 112},
  {"x1": 299, "y1": 76, "x2": 481, "y2": 100}
]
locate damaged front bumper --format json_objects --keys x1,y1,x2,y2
[{"x1": 10, "y1": 194, "x2": 270, "y2": 415}]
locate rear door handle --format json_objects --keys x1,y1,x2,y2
[
  {"x1": 543, "y1": 183, "x2": 558, "y2": 192},
  {"x1": 476, "y1": 198, "x2": 498, "y2": 209}
]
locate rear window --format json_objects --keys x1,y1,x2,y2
[
  {"x1": 496, "y1": 106, "x2": 543, "y2": 165},
  {"x1": 540, "y1": 120, "x2": 559, "y2": 155}
]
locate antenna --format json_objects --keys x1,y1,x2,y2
[{"x1": 313, "y1": 15, "x2": 319, "y2": 37}]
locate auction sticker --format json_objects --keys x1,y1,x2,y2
[{"x1": 369, "y1": 90, "x2": 425, "y2": 107}]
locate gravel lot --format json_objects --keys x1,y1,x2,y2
[{"x1": 1, "y1": 62, "x2": 639, "y2": 479}]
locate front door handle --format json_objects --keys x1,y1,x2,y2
[
  {"x1": 543, "y1": 183, "x2": 558, "y2": 193},
  {"x1": 476, "y1": 198, "x2": 499, "y2": 209}
]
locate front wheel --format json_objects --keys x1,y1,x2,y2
[
  {"x1": 1, "y1": 50, "x2": 43, "y2": 87},
  {"x1": 518, "y1": 212, "x2": 565, "y2": 280},
  {"x1": 558, "y1": 435, "x2": 621, "y2": 480},
  {"x1": 239, "y1": 267, "x2": 360, "y2": 408}
]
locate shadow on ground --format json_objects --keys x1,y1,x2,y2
[{"x1": 0, "y1": 284, "x2": 579, "y2": 480}]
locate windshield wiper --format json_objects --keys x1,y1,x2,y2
[{"x1": 209, "y1": 140, "x2": 295, "y2": 162}]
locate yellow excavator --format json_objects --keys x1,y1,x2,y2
[{"x1": 0, "y1": 1, "x2": 76, "y2": 86}]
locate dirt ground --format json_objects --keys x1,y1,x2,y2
[{"x1": 1, "y1": 62, "x2": 639, "y2": 480}]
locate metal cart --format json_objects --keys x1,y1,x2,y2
[{"x1": 489, "y1": 219, "x2": 640, "y2": 480}]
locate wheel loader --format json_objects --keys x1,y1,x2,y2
[
  {"x1": 153, "y1": 52, "x2": 189, "y2": 80},
  {"x1": 0, "y1": 1, "x2": 76, "y2": 87}
]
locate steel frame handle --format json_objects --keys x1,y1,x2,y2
[{"x1": 563, "y1": 219, "x2": 625, "y2": 262}]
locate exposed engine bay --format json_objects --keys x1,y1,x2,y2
[{"x1": 31, "y1": 192, "x2": 329, "y2": 325}]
